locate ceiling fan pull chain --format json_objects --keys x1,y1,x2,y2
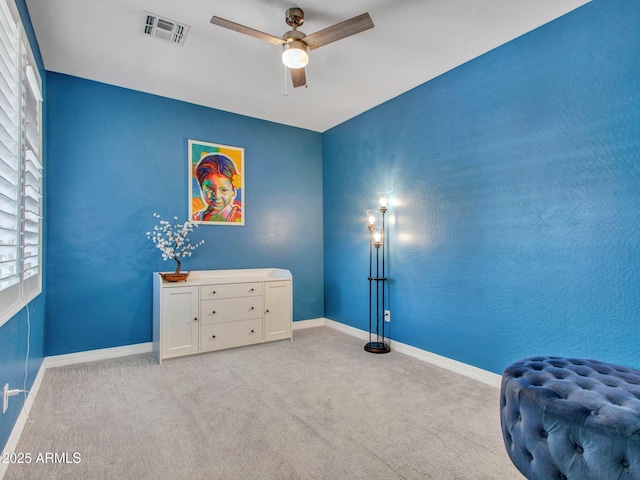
[{"x1": 284, "y1": 65, "x2": 289, "y2": 96}]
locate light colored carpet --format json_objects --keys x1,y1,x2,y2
[{"x1": 5, "y1": 326, "x2": 523, "y2": 479}]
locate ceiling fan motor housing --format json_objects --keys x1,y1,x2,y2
[
  {"x1": 283, "y1": 29, "x2": 305, "y2": 42},
  {"x1": 283, "y1": 28, "x2": 307, "y2": 54}
]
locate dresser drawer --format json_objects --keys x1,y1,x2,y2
[
  {"x1": 200, "y1": 319, "x2": 263, "y2": 351},
  {"x1": 200, "y1": 282, "x2": 262, "y2": 300},
  {"x1": 201, "y1": 296, "x2": 263, "y2": 325}
]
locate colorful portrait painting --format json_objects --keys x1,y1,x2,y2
[{"x1": 188, "y1": 139, "x2": 244, "y2": 226}]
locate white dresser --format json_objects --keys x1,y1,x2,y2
[{"x1": 152, "y1": 268, "x2": 292, "y2": 363}]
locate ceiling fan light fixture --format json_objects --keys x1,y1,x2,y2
[
  {"x1": 210, "y1": 9, "x2": 374, "y2": 88},
  {"x1": 282, "y1": 40, "x2": 308, "y2": 69}
]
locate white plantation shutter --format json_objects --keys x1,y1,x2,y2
[
  {"x1": 0, "y1": 0, "x2": 43, "y2": 325},
  {"x1": 21, "y1": 58, "x2": 42, "y2": 298},
  {"x1": 0, "y1": 0, "x2": 20, "y2": 315}
]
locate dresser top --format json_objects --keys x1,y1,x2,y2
[{"x1": 155, "y1": 268, "x2": 292, "y2": 286}]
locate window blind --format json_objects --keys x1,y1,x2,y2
[
  {"x1": 21, "y1": 57, "x2": 42, "y2": 299},
  {"x1": 0, "y1": 0, "x2": 42, "y2": 326},
  {"x1": 0, "y1": 0, "x2": 20, "y2": 313}
]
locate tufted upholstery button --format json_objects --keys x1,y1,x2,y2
[{"x1": 500, "y1": 356, "x2": 640, "y2": 480}]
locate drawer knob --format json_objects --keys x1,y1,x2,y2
[
  {"x1": 194, "y1": 317, "x2": 198, "y2": 322},
  {"x1": 212, "y1": 310, "x2": 216, "y2": 314},
  {"x1": 250, "y1": 288, "x2": 254, "y2": 292},
  {"x1": 266, "y1": 309, "x2": 270, "y2": 313},
  {"x1": 250, "y1": 306, "x2": 254, "y2": 310},
  {"x1": 250, "y1": 329, "x2": 255, "y2": 333},
  {"x1": 211, "y1": 291, "x2": 216, "y2": 295},
  {"x1": 212, "y1": 335, "x2": 216, "y2": 339}
]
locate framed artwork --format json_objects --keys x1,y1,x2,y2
[{"x1": 188, "y1": 139, "x2": 244, "y2": 226}]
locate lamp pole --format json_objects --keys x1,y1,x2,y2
[
  {"x1": 364, "y1": 199, "x2": 390, "y2": 354},
  {"x1": 368, "y1": 223, "x2": 374, "y2": 346}
]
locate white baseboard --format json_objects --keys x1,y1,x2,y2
[
  {"x1": 1, "y1": 341, "x2": 153, "y2": 479},
  {"x1": 320, "y1": 318, "x2": 501, "y2": 388},
  {"x1": 323, "y1": 318, "x2": 371, "y2": 341},
  {"x1": 389, "y1": 339, "x2": 501, "y2": 388},
  {"x1": 43, "y1": 342, "x2": 152, "y2": 369},
  {"x1": 1, "y1": 319, "x2": 499, "y2": 479},
  {"x1": 39, "y1": 321, "x2": 498, "y2": 388},
  {"x1": 292, "y1": 318, "x2": 326, "y2": 330}
]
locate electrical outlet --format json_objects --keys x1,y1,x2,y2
[
  {"x1": 384, "y1": 310, "x2": 391, "y2": 322},
  {"x1": 3, "y1": 383, "x2": 20, "y2": 414}
]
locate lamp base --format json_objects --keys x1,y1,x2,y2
[{"x1": 364, "y1": 341, "x2": 391, "y2": 354}]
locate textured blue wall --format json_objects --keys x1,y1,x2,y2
[
  {"x1": 0, "y1": 0, "x2": 46, "y2": 453},
  {"x1": 45, "y1": 74, "x2": 323, "y2": 356},
  {"x1": 0, "y1": 297, "x2": 45, "y2": 451},
  {"x1": 323, "y1": 0, "x2": 640, "y2": 374}
]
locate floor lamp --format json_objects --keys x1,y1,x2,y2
[{"x1": 365, "y1": 195, "x2": 391, "y2": 354}]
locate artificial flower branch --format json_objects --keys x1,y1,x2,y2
[{"x1": 146, "y1": 213, "x2": 204, "y2": 274}]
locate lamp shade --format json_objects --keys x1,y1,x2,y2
[
  {"x1": 366, "y1": 210, "x2": 377, "y2": 226},
  {"x1": 373, "y1": 228, "x2": 382, "y2": 246},
  {"x1": 282, "y1": 40, "x2": 308, "y2": 69}
]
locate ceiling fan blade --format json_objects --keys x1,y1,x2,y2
[
  {"x1": 290, "y1": 67, "x2": 307, "y2": 88},
  {"x1": 303, "y1": 13, "x2": 374, "y2": 51},
  {"x1": 210, "y1": 16, "x2": 285, "y2": 46}
]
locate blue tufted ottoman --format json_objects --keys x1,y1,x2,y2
[{"x1": 500, "y1": 356, "x2": 640, "y2": 480}]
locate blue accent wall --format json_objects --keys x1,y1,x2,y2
[
  {"x1": 323, "y1": 0, "x2": 640, "y2": 374},
  {"x1": 0, "y1": 297, "x2": 45, "y2": 451},
  {"x1": 45, "y1": 74, "x2": 323, "y2": 356},
  {"x1": 4, "y1": 0, "x2": 639, "y2": 454},
  {"x1": 1, "y1": 0, "x2": 46, "y2": 453}
]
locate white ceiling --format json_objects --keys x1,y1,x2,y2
[{"x1": 25, "y1": 0, "x2": 589, "y2": 132}]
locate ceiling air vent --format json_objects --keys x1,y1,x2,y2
[{"x1": 139, "y1": 11, "x2": 190, "y2": 46}]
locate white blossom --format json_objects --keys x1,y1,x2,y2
[{"x1": 146, "y1": 213, "x2": 205, "y2": 261}]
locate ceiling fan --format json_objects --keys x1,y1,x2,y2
[{"x1": 210, "y1": 7, "x2": 374, "y2": 88}]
